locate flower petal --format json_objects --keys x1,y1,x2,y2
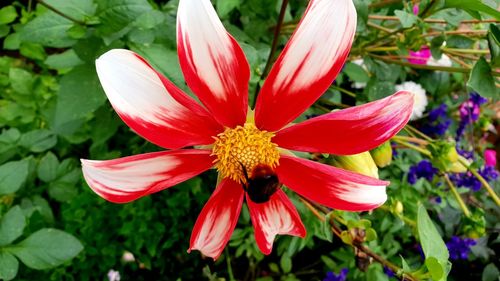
[
  {"x1": 276, "y1": 155, "x2": 389, "y2": 211},
  {"x1": 189, "y1": 178, "x2": 244, "y2": 260},
  {"x1": 273, "y1": 91, "x2": 414, "y2": 155},
  {"x1": 255, "y1": 0, "x2": 357, "y2": 131},
  {"x1": 177, "y1": 0, "x2": 250, "y2": 127},
  {"x1": 96, "y1": 49, "x2": 222, "y2": 150},
  {"x1": 247, "y1": 190, "x2": 306, "y2": 255},
  {"x1": 81, "y1": 150, "x2": 214, "y2": 203}
]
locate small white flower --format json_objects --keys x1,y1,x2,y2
[
  {"x1": 395, "y1": 81, "x2": 427, "y2": 120},
  {"x1": 121, "y1": 251, "x2": 135, "y2": 263},
  {"x1": 107, "y1": 269, "x2": 121, "y2": 281},
  {"x1": 427, "y1": 54, "x2": 452, "y2": 67}
]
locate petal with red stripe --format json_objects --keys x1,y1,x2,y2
[
  {"x1": 255, "y1": 0, "x2": 357, "y2": 131},
  {"x1": 177, "y1": 0, "x2": 250, "y2": 127},
  {"x1": 81, "y1": 150, "x2": 214, "y2": 203},
  {"x1": 247, "y1": 190, "x2": 306, "y2": 255},
  {"x1": 96, "y1": 49, "x2": 222, "y2": 150},
  {"x1": 273, "y1": 91, "x2": 414, "y2": 155},
  {"x1": 189, "y1": 179, "x2": 244, "y2": 260},
  {"x1": 276, "y1": 155, "x2": 389, "y2": 211}
]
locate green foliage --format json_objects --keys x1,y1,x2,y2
[{"x1": 0, "y1": 0, "x2": 498, "y2": 280}]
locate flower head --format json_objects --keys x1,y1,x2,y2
[
  {"x1": 421, "y1": 104, "x2": 451, "y2": 136},
  {"x1": 395, "y1": 81, "x2": 427, "y2": 120},
  {"x1": 485, "y1": 149, "x2": 497, "y2": 167},
  {"x1": 446, "y1": 236, "x2": 476, "y2": 260},
  {"x1": 408, "y1": 47, "x2": 431, "y2": 65},
  {"x1": 82, "y1": 0, "x2": 414, "y2": 259},
  {"x1": 408, "y1": 160, "x2": 438, "y2": 184}
]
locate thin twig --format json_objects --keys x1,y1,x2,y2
[
  {"x1": 253, "y1": 0, "x2": 289, "y2": 107},
  {"x1": 444, "y1": 174, "x2": 472, "y2": 217},
  {"x1": 35, "y1": 0, "x2": 85, "y2": 25},
  {"x1": 368, "y1": 15, "x2": 499, "y2": 24}
]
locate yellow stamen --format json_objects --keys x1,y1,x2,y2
[{"x1": 212, "y1": 123, "x2": 280, "y2": 183}]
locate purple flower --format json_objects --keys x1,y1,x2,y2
[
  {"x1": 456, "y1": 93, "x2": 488, "y2": 140},
  {"x1": 456, "y1": 147, "x2": 474, "y2": 160},
  {"x1": 408, "y1": 160, "x2": 438, "y2": 184},
  {"x1": 324, "y1": 268, "x2": 348, "y2": 281},
  {"x1": 449, "y1": 166, "x2": 498, "y2": 192},
  {"x1": 446, "y1": 236, "x2": 476, "y2": 260},
  {"x1": 421, "y1": 104, "x2": 451, "y2": 136},
  {"x1": 384, "y1": 266, "x2": 395, "y2": 278}
]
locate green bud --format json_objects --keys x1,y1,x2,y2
[
  {"x1": 330, "y1": 152, "x2": 379, "y2": 179},
  {"x1": 370, "y1": 141, "x2": 393, "y2": 168},
  {"x1": 449, "y1": 155, "x2": 469, "y2": 173},
  {"x1": 429, "y1": 140, "x2": 459, "y2": 172},
  {"x1": 394, "y1": 201, "x2": 404, "y2": 214}
]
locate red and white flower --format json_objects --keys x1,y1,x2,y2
[{"x1": 82, "y1": 0, "x2": 414, "y2": 259}]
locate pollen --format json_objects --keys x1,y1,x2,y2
[{"x1": 212, "y1": 123, "x2": 280, "y2": 183}]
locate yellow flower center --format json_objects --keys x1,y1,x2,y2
[{"x1": 212, "y1": 123, "x2": 280, "y2": 183}]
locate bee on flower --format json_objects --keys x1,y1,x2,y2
[{"x1": 81, "y1": 0, "x2": 414, "y2": 259}]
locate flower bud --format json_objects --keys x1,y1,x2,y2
[
  {"x1": 330, "y1": 152, "x2": 379, "y2": 179},
  {"x1": 394, "y1": 201, "x2": 403, "y2": 214},
  {"x1": 370, "y1": 141, "x2": 393, "y2": 168},
  {"x1": 429, "y1": 141, "x2": 459, "y2": 172}
]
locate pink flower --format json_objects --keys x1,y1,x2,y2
[
  {"x1": 408, "y1": 46, "x2": 431, "y2": 65},
  {"x1": 485, "y1": 149, "x2": 497, "y2": 167},
  {"x1": 82, "y1": 0, "x2": 414, "y2": 259}
]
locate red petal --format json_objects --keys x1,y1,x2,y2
[
  {"x1": 255, "y1": 0, "x2": 357, "y2": 131},
  {"x1": 247, "y1": 190, "x2": 306, "y2": 255},
  {"x1": 276, "y1": 156, "x2": 389, "y2": 211},
  {"x1": 177, "y1": 0, "x2": 250, "y2": 127},
  {"x1": 95, "y1": 49, "x2": 222, "y2": 149},
  {"x1": 273, "y1": 91, "x2": 414, "y2": 155},
  {"x1": 81, "y1": 150, "x2": 214, "y2": 203},
  {"x1": 189, "y1": 178, "x2": 244, "y2": 260}
]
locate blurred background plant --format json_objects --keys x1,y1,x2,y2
[{"x1": 0, "y1": 0, "x2": 498, "y2": 280}]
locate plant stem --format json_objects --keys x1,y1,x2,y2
[
  {"x1": 442, "y1": 47, "x2": 490, "y2": 55},
  {"x1": 368, "y1": 15, "x2": 499, "y2": 24},
  {"x1": 225, "y1": 248, "x2": 236, "y2": 281},
  {"x1": 392, "y1": 138, "x2": 432, "y2": 156},
  {"x1": 405, "y1": 125, "x2": 434, "y2": 142},
  {"x1": 367, "y1": 22, "x2": 395, "y2": 33},
  {"x1": 367, "y1": 53, "x2": 474, "y2": 74},
  {"x1": 329, "y1": 85, "x2": 357, "y2": 98},
  {"x1": 458, "y1": 158, "x2": 500, "y2": 207},
  {"x1": 392, "y1": 135, "x2": 429, "y2": 145},
  {"x1": 444, "y1": 174, "x2": 472, "y2": 217},
  {"x1": 424, "y1": 30, "x2": 487, "y2": 37},
  {"x1": 299, "y1": 196, "x2": 419, "y2": 281},
  {"x1": 35, "y1": 0, "x2": 85, "y2": 25},
  {"x1": 253, "y1": 0, "x2": 289, "y2": 107}
]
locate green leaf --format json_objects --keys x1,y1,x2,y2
[
  {"x1": 443, "y1": 0, "x2": 500, "y2": 20},
  {"x1": 9, "y1": 68, "x2": 34, "y2": 95},
  {"x1": 20, "y1": 12, "x2": 76, "y2": 48},
  {"x1": 44, "y1": 0, "x2": 96, "y2": 21},
  {"x1": 9, "y1": 228, "x2": 83, "y2": 270},
  {"x1": 0, "y1": 252, "x2": 19, "y2": 281},
  {"x1": 37, "y1": 152, "x2": 59, "y2": 183},
  {"x1": 44, "y1": 49, "x2": 84, "y2": 70},
  {"x1": 425, "y1": 257, "x2": 445, "y2": 281},
  {"x1": 395, "y1": 10, "x2": 419, "y2": 28},
  {"x1": 52, "y1": 64, "x2": 106, "y2": 133},
  {"x1": 217, "y1": 0, "x2": 240, "y2": 18},
  {"x1": 0, "y1": 160, "x2": 29, "y2": 195},
  {"x1": 417, "y1": 205, "x2": 449, "y2": 263},
  {"x1": 482, "y1": 263, "x2": 500, "y2": 281},
  {"x1": 96, "y1": 0, "x2": 152, "y2": 35},
  {"x1": 467, "y1": 57, "x2": 497, "y2": 99},
  {"x1": 280, "y1": 254, "x2": 292, "y2": 274},
  {"x1": 19, "y1": 130, "x2": 57, "y2": 153},
  {"x1": 48, "y1": 182, "x2": 78, "y2": 202},
  {"x1": 0, "y1": 206, "x2": 26, "y2": 246},
  {"x1": 132, "y1": 10, "x2": 165, "y2": 29},
  {"x1": 0, "y1": 6, "x2": 17, "y2": 25},
  {"x1": 488, "y1": 24, "x2": 500, "y2": 67},
  {"x1": 343, "y1": 62, "x2": 370, "y2": 83},
  {"x1": 20, "y1": 42, "x2": 46, "y2": 61}
]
